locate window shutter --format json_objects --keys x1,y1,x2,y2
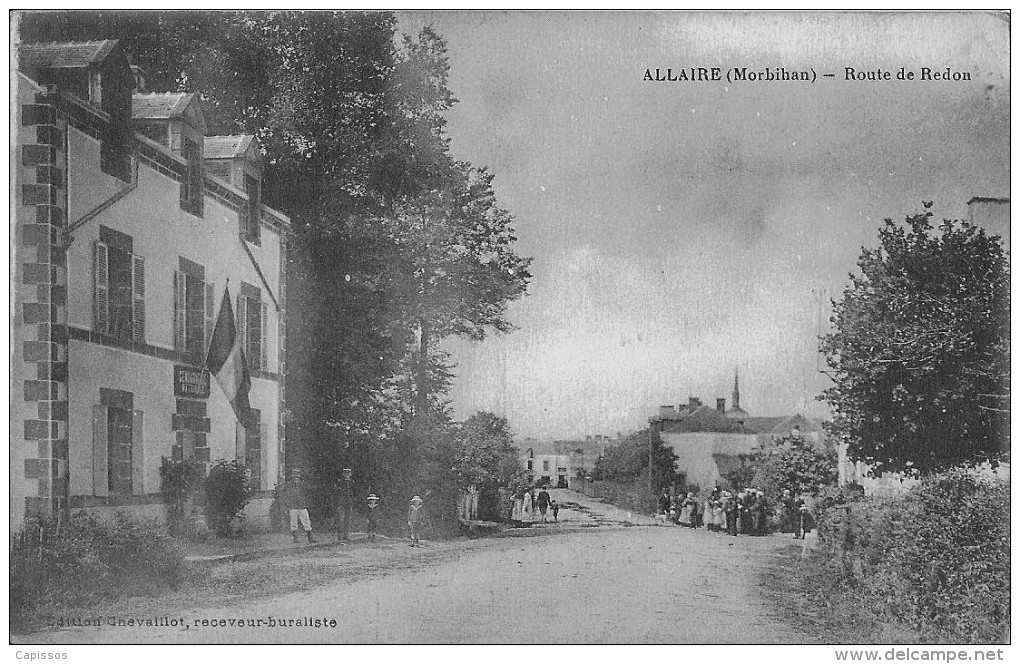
[
  {"x1": 259, "y1": 424, "x2": 267, "y2": 491},
  {"x1": 260, "y1": 301, "x2": 268, "y2": 371},
  {"x1": 132, "y1": 255, "x2": 145, "y2": 343},
  {"x1": 239, "y1": 200, "x2": 249, "y2": 238},
  {"x1": 204, "y1": 281, "x2": 215, "y2": 358},
  {"x1": 236, "y1": 293, "x2": 246, "y2": 362},
  {"x1": 131, "y1": 410, "x2": 144, "y2": 495},
  {"x1": 173, "y1": 271, "x2": 185, "y2": 352},
  {"x1": 94, "y1": 242, "x2": 109, "y2": 335},
  {"x1": 92, "y1": 405, "x2": 109, "y2": 497}
]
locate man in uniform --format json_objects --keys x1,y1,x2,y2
[
  {"x1": 336, "y1": 467, "x2": 354, "y2": 541},
  {"x1": 280, "y1": 468, "x2": 315, "y2": 543}
]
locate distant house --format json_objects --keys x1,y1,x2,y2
[
  {"x1": 650, "y1": 370, "x2": 824, "y2": 491},
  {"x1": 967, "y1": 196, "x2": 1009, "y2": 253},
  {"x1": 518, "y1": 435, "x2": 609, "y2": 488}
]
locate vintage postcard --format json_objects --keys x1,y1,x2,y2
[{"x1": 9, "y1": 10, "x2": 1010, "y2": 655}]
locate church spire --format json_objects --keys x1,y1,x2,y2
[{"x1": 732, "y1": 366, "x2": 741, "y2": 411}]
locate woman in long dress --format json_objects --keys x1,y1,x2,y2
[
  {"x1": 522, "y1": 489, "x2": 534, "y2": 523},
  {"x1": 511, "y1": 492, "x2": 525, "y2": 522},
  {"x1": 712, "y1": 497, "x2": 726, "y2": 531},
  {"x1": 678, "y1": 492, "x2": 696, "y2": 527}
]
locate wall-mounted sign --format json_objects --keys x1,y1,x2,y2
[{"x1": 174, "y1": 365, "x2": 210, "y2": 398}]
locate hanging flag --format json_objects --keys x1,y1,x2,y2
[{"x1": 206, "y1": 285, "x2": 251, "y2": 423}]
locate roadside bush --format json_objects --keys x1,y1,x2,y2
[
  {"x1": 10, "y1": 512, "x2": 184, "y2": 627},
  {"x1": 583, "y1": 477, "x2": 656, "y2": 514},
  {"x1": 205, "y1": 460, "x2": 255, "y2": 537},
  {"x1": 810, "y1": 468, "x2": 1009, "y2": 643}
]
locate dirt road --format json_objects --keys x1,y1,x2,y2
[{"x1": 26, "y1": 492, "x2": 814, "y2": 644}]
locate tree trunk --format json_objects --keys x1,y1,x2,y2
[{"x1": 415, "y1": 318, "x2": 430, "y2": 421}]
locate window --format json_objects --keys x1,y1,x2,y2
[
  {"x1": 180, "y1": 136, "x2": 203, "y2": 216},
  {"x1": 94, "y1": 227, "x2": 144, "y2": 343},
  {"x1": 543, "y1": 460, "x2": 550, "y2": 472},
  {"x1": 527, "y1": 460, "x2": 533, "y2": 471},
  {"x1": 92, "y1": 389, "x2": 143, "y2": 497},
  {"x1": 173, "y1": 258, "x2": 213, "y2": 360},
  {"x1": 238, "y1": 283, "x2": 267, "y2": 373},
  {"x1": 243, "y1": 173, "x2": 261, "y2": 244}
]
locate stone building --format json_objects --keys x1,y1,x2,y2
[
  {"x1": 650, "y1": 371, "x2": 824, "y2": 491},
  {"x1": 12, "y1": 40, "x2": 291, "y2": 531}
]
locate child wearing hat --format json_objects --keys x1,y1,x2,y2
[
  {"x1": 407, "y1": 495, "x2": 425, "y2": 547},
  {"x1": 365, "y1": 494, "x2": 381, "y2": 542}
]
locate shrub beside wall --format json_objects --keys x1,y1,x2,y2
[
  {"x1": 10, "y1": 513, "x2": 185, "y2": 629},
  {"x1": 811, "y1": 468, "x2": 1009, "y2": 643}
]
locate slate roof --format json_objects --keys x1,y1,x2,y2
[
  {"x1": 131, "y1": 92, "x2": 195, "y2": 120},
  {"x1": 19, "y1": 40, "x2": 119, "y2": 70},
  {"x1": 519, "y1": 441, "x2": 561, "y2": 457},
  {"x1": 204, "y1": 135, "x2": 256, "y2": 160},
  {"x1": 725, "y1": 406, "x2": 749, "y2": 419},
  {"x1": 659, "y1": 405, "x2": 744, "y2": 434},
  {"x1": 741, "y1": 414, "x2": 821, "y2": 435}
]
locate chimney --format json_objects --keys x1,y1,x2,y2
[
  {"x1": 716, "y1": 398, "x2": 726, "y2": 413},
  {"x1": 688, "y1": 396, "x2": 702, "y2": 409},
  {"x1": 658, "y1": 405, "x2": 677, "y2": 419}
]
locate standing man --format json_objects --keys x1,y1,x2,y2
[
  {"x1": 365, "y1": 494, "x2": 381, "y2": 542},
  {"x1": 280, "y1": 468, "x2": 315, "y2": 543},
  {"x1": 723, "y1": 491, "x2": 739, "y2": 536},
  {"x1": 657, "y1": 489, "x2": 672, "y2": 518},
  {"x1": 536, "y1": 486, "x2": 551, "y2": 523},
  {"x1": 407, "y1": 495, "x2": 425, "y2": 546},
  {"x1": 336, "y1": 467, "x2": 354, "y2": 542}
]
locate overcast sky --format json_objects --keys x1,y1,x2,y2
[{"x1": 397, "y1": 11, "x2": 1010, "y2": 440}]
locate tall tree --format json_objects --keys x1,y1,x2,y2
[
  {"x1": 18, "y1": 12, "x2": 533, "y2": 516},
  {"x1": 821, "y1": 203, "x2": 1010, "y2": 475}
]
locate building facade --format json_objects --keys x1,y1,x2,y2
[
  {"x1": 651, "y1": 377, "x2": 824, "y2": 492},
  {"x1": 12, "y1": 40, "x2": 290, "y2": 530},
  {"x1": 519, "y1": 436, "x2": 609, "y2": 488}
]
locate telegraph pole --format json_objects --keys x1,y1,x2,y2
[{"x1": 647, "y1": 418, "x2": 655, "y2": 500}]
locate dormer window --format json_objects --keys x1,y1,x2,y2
[
  {"x1": 203, "y1": 135, "x2": 263, "y2": 243},
  {"x1": 131, "y1": 92, "x2": 205, "y2": 216},
  {"x1": 19, "y1": 40, "x2": 133, "y2": 183}
]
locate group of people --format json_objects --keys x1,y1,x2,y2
[
  {"x1": 277, "y1": 467, "x2": 426, "y2": 546},
  {"x1": 657, "y1": 486, "x2": 812, "y2": 538},
  {"x1": 510, "y1": 487, "x2": 559, "y2": 524}
]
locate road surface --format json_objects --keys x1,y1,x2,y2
[{"x1": 25, "y1": 491, "x2": 813, "y2": 644}]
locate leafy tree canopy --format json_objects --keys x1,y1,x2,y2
[
  {"x1": 451, "y1": 412, "x2": 528, "y2": 491},
  {"x1": 593, "y1": 429, "x2": 681, "y2": 492},
  {"x1": 749, "y1": 434, "x2": 839, "y2": 498},
  {"x1": 820, "y1": 203, "x2": 1009, "y2": 475}
]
